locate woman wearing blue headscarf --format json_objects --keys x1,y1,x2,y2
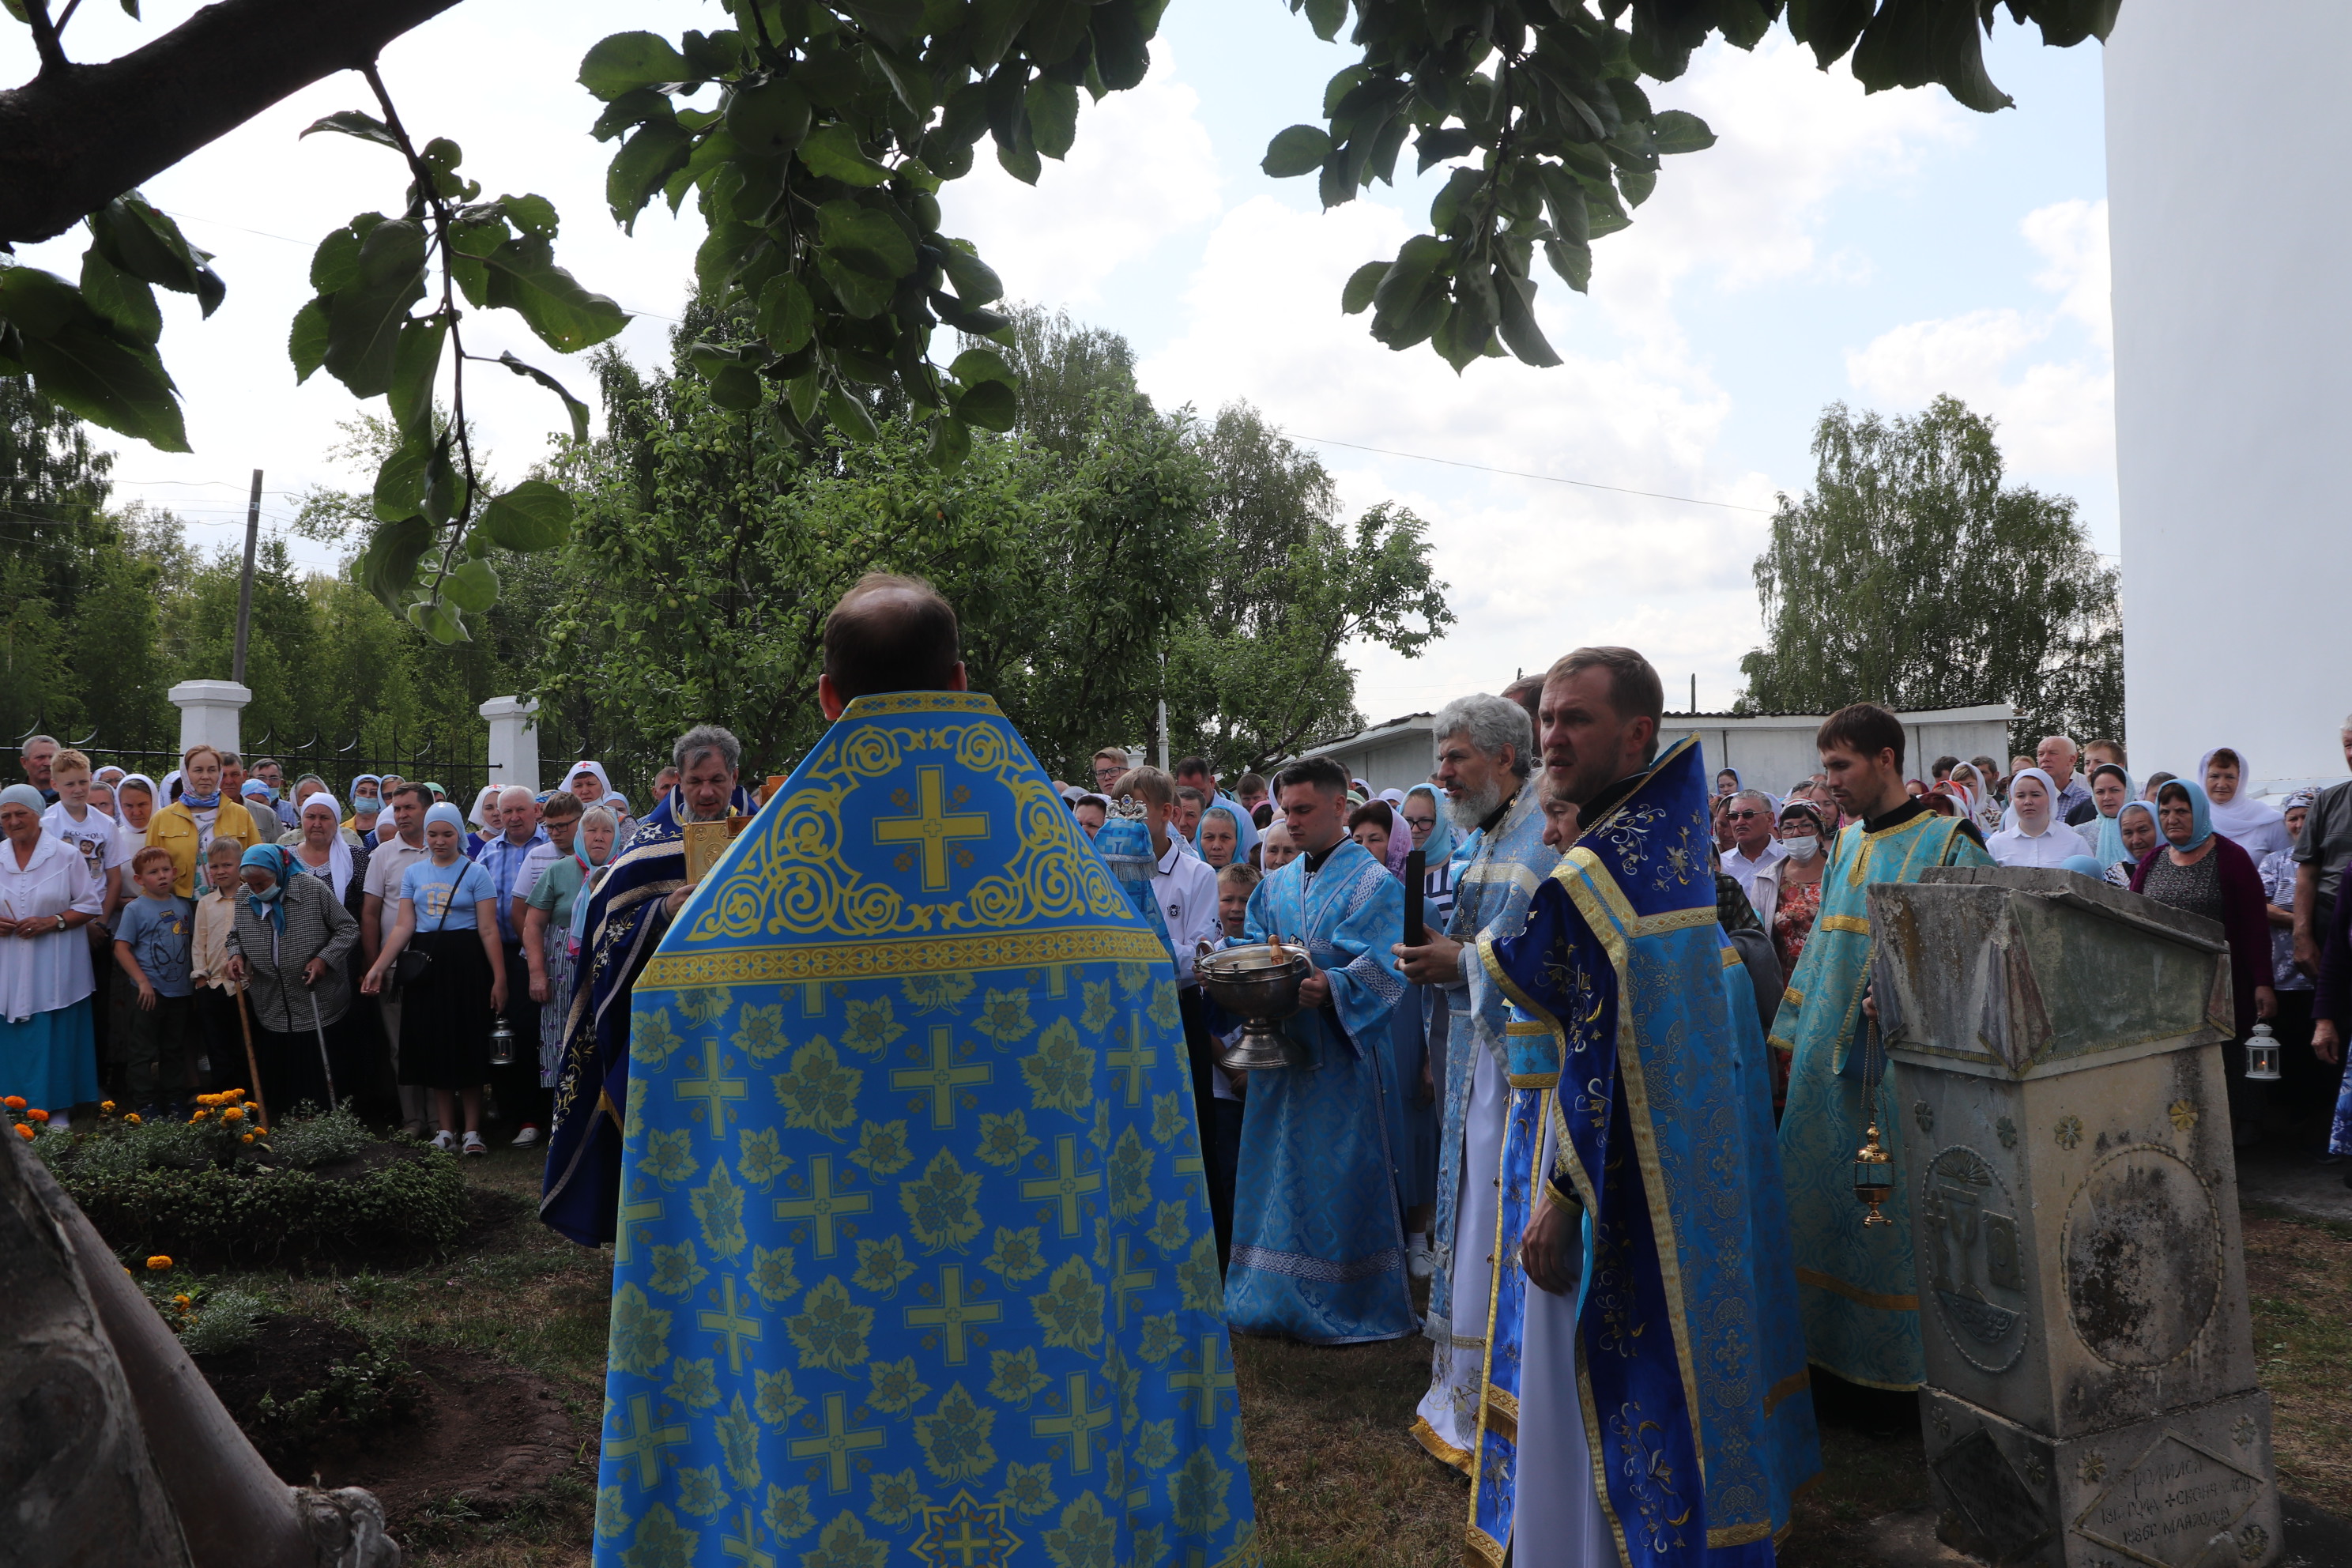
[
  {"x1": 221, "y1": 841, "x2": 359, "y2": 1118},
  {"x1": 2130, "y1": 776, "x2": 2275, "y2": 1144},
  {"x1": 361, "y1": 801, "x2": 507, "y2": 1155}
]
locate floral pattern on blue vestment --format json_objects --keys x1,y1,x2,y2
[
  {"x1": 1770, "y1": 807, "x2": 1990, "y2": 1391},
  {"x1": 1479, "y1": 737, "x2": 1819, "y2": 1566},
  {"x1": 591, "y1": 692, "x2": 1257, "y2": 1568},
  {"x1": 1229, "y1": 839, "x2": 1418, "y2": 1344},
  {"x1": 1426, "y1": 785, "x2": 1559, "y2": 1348}
]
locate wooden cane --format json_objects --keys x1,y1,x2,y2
[{"x1": 232, "y1": 980, "x2": 269, "y2": 1129}]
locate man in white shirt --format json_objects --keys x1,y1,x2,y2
[
  {"x1": 1114, "y1": 763, "x2": 1227, "y2": 1250},
  {"x1": 1719, "y1": 788, "x2": 1785, "y2": 899},
  {"x1": 361, "y1": 782, "x2": 435, "y2": 1134}
]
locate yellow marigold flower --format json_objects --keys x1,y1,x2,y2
[
  {"x1": 197, "y1": 1093, "x2": 220, "y2": 1107},
  {"x1": 222, "y1": 1088, "x2": 246, "y2": 1102},
  {"x1": 240, "y1": 1133, "x2": 254, "y2": 1144},
  {"x1": 172, "y1": 1293, "x2": 192, "y2": 1308},
  {"x1": 124, "y1": 1113, "x2": 142, "y2": 1125},
  {"x1": 222, "y1": 1106, "x2": 244, "y2": 1123},
  {"x1": 145, "y1": 1256, "x2": 172, "y2": 1272},
  {"x1": 100, "y1": 1100, "x2": 115, "y2": 1114}
]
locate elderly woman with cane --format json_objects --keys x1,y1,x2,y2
[{"x1": 221, "y1": 842, "x2": 359, "y2": 1118}]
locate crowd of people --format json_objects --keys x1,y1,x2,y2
[
  {"x1": 0, "y1": 737, "x2": 653, "y2": 1152},
  {"x1": 1706, "y1": 729, "x2": 2352, "y2": 1151},
  {"x1": 17, "y1": 579, "x2": 2352, "y2": 1566}
]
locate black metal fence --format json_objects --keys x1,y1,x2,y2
[{"x1": 15, "y1": 722, "x2": 490, "y2": 803}]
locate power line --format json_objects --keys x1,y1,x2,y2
[{"x1": 1288, "y1": 433, "x2": 1774, "y2": 514}]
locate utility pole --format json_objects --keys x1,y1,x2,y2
[
  {"x1": 1690, "y1": 673, "x2": 1698, "y2": 713},
  {"x1": 231, "y1": 469, "x2": 262, "y2": 685}
]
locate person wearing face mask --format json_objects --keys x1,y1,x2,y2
[
  {"x1": 345, "y1": 775, "x2": 384, "y2": 836},
  {"x1": 1986, "y1": 767, "x2": 2094, "y2": 868}
]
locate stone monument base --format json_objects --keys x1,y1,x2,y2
[{"x1": 1920, "y1": 1386, "x2": 2281, "y2": 1568}]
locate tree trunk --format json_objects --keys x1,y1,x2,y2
[
  {"x1": 0, "y1": 0, "x2": 467, "y2": 245},
  {"x1": 0, "y1": 1135, "x2": 398, "y2": 1567}
]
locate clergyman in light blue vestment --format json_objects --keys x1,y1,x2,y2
[
  {"x1": 596, "y1": 688, "x2": 1257, "y2": 1568},
  {"x1": 1414, "y1": 762, "x2": 1557, "y2": 1470},
  {"x1": 1772, "y1": 793, "x2": 1991, "y2": 1390},
  {"x1": 1476, "y1": 737, "x2": 1818, "y2": 1567},
  {"x1": 1233, "y1": 768, "x2": 1418, "y2": 1344}
]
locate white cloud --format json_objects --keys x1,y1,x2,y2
[
  {"x1": 1845, "y1": 198, "x2": 2113, "y2": 481},
  {"x1": 1132, "y1": 34, "x2": 1981, "y2": 716},
  {"x1": 937, "y1": 48, "x2": 1222, "y2": 305}
]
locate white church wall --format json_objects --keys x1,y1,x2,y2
[{"x1": 2105, "y1": 0, "x2": 2352, "y2": 790}]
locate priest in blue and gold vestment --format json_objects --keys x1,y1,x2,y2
[
  {"x1": 1469, "y1": 650, "x2": 1816, "y2": 1568},
  {"x1": 1772, "y1": 703, "x2": 1990, "y2": 1393},
  {"x1": 590, "y1": 577, "x2": 1256, "y2": 1568}
]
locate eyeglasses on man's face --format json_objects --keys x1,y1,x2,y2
[{"x1": 1727, "y1": 809, "x2": 1763, "y2": 821}]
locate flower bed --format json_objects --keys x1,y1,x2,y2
[{"x1": 16, "y1": 1098, "x2": 470, "y2": 1266}]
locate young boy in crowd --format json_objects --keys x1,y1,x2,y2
[
  {"x1": 114, "y1": 846, "x2": 198, "y2": 1119},
  {"x1": 187, "y1": 837, "x2": 247, "y2": 1097},
  {"x1": 1216, "y1": 861, "x2": 1257, "y2": 942}
]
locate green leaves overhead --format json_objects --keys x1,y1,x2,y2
[
  {"x1": 0, "y1": 194, "x2": 218, "y2": 450},
  {"x1": 576, "y1": 0, "x2": 1160, "y2": 462},
  {"x1": 1251, "y1": 0, "x2": 2112, "y2": 371},
  {"x1": 278, "y1": 101, "x2": 619, "y2": 641}
]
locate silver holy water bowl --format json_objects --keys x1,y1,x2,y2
[
  {"x1": 488, "y1": 1015, "x2": 518, "y2": 1067},
  {"x1": 1198, "y1": 943, "x2": 1315, "y2": 1072}
]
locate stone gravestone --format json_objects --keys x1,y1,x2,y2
[{"x1": 1867, "y1": 865, "x2": 2281, "y2": 1568}]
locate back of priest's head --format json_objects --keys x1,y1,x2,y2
[{"x1": 822, "y1": 573, "x2": 963, "y2": 700}]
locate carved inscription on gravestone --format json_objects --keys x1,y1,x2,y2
[
  {"x1": 2074, "y1": 1432, "x2": 2260, "y2": 1568},
  {"x1": 2062, "y1": 1147, "x2": 2221, "y2": 1370},
  {"x1": 1920, "y1": 1145, "x2": 2030, "y2": 1374}
]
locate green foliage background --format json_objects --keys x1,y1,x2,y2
[{"x1": 1736, "y1": 394, "x2": 2123, "y2": 751}]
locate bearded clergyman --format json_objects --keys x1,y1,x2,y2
[
  {"x1": 1392, "y1": 692, "x2": 1557, "y2": 1469},
  {"x1": 1461, "y1": 647, "x2": 1819, "y2": 1566}
]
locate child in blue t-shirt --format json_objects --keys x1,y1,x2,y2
[{"x1": 114, "y1": 846, "x2": 198, "y2": 1118}]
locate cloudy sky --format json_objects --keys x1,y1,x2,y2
[{"x1": 3, "y1": 1, "x2": 2113, "y2": 722}]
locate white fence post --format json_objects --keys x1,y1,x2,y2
[
  {"x1": 479, "y1": 696, "x2": 540, "y2": 795},
  {"x1": 168, "y1": 680, "x2": 251, "y2": 760}
]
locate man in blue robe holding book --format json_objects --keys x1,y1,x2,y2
[{"x1": 582, "y1": 575, "x2": 1255, "y2": 1568}]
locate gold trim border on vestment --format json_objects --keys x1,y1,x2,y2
[
  {"x1": 638, "y1": 925, "x2": 1167, "y2": 989},
  {"x1": 1412, "y1": 1415, "x2": 1474, "y2": 1474}
]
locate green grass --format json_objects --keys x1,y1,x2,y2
[{"x1": 162, "y1": 1155, "x2": 2352, "y2": 1566}]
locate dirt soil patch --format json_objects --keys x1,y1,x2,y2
[
  {"x1": 2243, "y1": 1210, "x2": 2352, "y2": 1517},
  {"x1": 195, "y1": 1314, "x2": 578, "y2": 1525}
]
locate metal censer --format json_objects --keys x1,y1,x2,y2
[{"x1": 1198, "y1": 942, "x2": 1314, "y2": 1072}]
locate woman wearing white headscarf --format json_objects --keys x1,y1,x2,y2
[
  {"x1": 564, "y1": 760, "x2": 613, "y2": 805},
  {"x1": 0, "y1": 782, "x2": 104, "y2": 1129},
  {"x1": 2198, "y1": 747, "x2": 2291, "y2": 858},
  {"x1": 1945, "y1": 760, "x2": 2005, "y2": 839},
  {"x1": 1986, "y1": 767, "x2": 2094, "y2": 868}
]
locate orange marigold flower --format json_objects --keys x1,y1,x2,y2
[
  {"x1": 2, "y1": 1095, "x2": 23, "y2": 1110},
  {"x1": 100, "y1": 1100, "x2": 115, "y2": 1114},
  {"x1": 124, "y1": 1113, "x2": 142, "y2": 1125},
  {"x1": 12, "y1": 1125, "x2": 29, "y2": 1141},
  {"x1": 222, "y1": 1088, "x2": 246, "y2": 1102},
  {"x1": 240, "y1": 1133, "x2": 254, "y2": 1144},
  {"x1": 222, "y1": 1106, "x2": 244, "y2": 1123},
  {"x1": 26, "y1": 1108, "x2": 48, "y2": 1123},
  {"x1": 145, "y1": 1256, "x2": 172, "y2": 1272}
]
